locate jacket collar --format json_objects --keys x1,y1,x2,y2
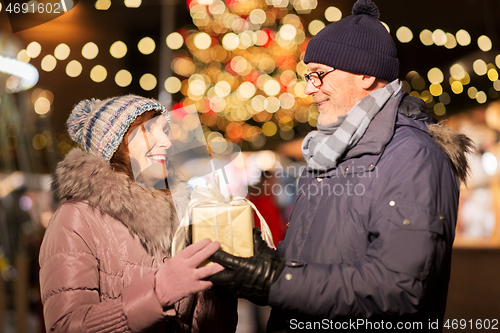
[{"x1": 51, "y1": 148, "x2": 190, "y2": 257}]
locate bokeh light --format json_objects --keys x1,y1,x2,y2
[
  {"x1": 66, "y1": 60, "x2": 82, "y2": 77},
  {"x1": 90, "y1": 65, "x2": 107, "y2": 82},
  {"x1": 165, "y1": 77, "x2": 182, "y2": 94},
  {"x1": 82, "y1": 42, "x2": 99, "y2": 59},
  {"x1": 166, "y1": 32, "x2": 184, "y2": 50},
  {"x1": 54, "y1": 43, "x2": 70, "y2": 60},
  {"x1": 325, "y1": 6, "x2": 342, "y2": 22},
  {"x1": 124, "y1": 0, "x2": 141, "y2": 8},
  {"x1": 308, "y1": 20, "x2": 325, "y2": 36},
  {"x1": 478, "y1": 35, "x2": 492, "y2": 52},
  {"x1": 456, "y1": 29, "x2": 471, "y2": 46},
  {"x1": 396, "y1": 26, "x2": 413, "y2": 43},
  {"x1": 110, "y1": 41, "x2": 127, "y2": 58},
  {"x1": 138, "y1": 37, "x2": 156, "y2": 55},
  {"x1": 41, "y1": 55, "x2": 57, "y2": 72},
  {"x1": 115, "y1": 69, "x2": 132, "y2": 87},
  {"x1": 140, "y1": 73, "x2": 157, "y2": 91},
  {"x1": 26, "y1": 42, "x2": 41, "y2": 58}
]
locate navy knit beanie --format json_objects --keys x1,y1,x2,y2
[{"x1": 304, "y1": 0, "x2": 399, "y2": 81}]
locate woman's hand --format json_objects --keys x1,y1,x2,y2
[{"x1": 154, "y1": 239, "x2": 224, "y2": 307}]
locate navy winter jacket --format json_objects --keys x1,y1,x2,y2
[{"x1": 267, "y1": 92, "x2": 470, "y2": 332}]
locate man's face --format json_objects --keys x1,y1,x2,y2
[{"x1": 304, "y1": 62, "x2": 368, "y2": 126}]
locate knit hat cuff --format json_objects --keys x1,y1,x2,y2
[{"x1": 304, "y1": 39, "x2": 399, "y2": 82}]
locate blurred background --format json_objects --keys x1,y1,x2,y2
[{"x1": 1, "y1": 0, "x2": 500, "y2": 332}]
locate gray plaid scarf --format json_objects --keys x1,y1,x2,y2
[{"x1": 302, "y1": 79, "x2": 402, "y2": 171}]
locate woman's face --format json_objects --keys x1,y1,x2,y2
[{"x1": 128, "y1": 115, "x2": 172, "y2": 187}]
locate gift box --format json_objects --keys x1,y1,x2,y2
[
  {"x1": 172, "y1": 173, "x2": 274, "y2": 258},
  {"x1": 192, "y1": 201, "x2": 254, "y2": 257}
]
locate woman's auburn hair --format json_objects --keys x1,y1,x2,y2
[{"x1": 110, "y1": 110, "x2": 162, "y2": 181}]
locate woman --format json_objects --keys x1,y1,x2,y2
[{"x1": 39, "y1": 95, "x2": 237, "y2": 332}]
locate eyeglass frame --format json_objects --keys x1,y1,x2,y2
[{"x1": 303, "y1": 67, "x2": 335, "y2": 87}]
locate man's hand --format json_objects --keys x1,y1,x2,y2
[{"x1": 209, "y1": 228, "x2": 285, "y2": 306}]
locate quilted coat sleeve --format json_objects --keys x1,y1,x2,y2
[
  {"x1": 268, "y1": 133, "x2": 459, "y2": 318},
  {"x1": 39, "y1": 203, "x2": 172, "y2": 332}
]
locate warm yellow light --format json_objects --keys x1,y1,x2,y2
[
  {"x1": 263, "y1": 79, "x2": 281, "y2": 97},
  {"x1": 17, "y1": 50, "x2": 31, "y2": 63},
  {"x1": 444, "y1": 33, "x2": 457, "y2": 49},
  {"x1": 34, "y1": 97, "x2": 50, "y2": 115},
  {"x1": 138, "y1": 37, "x2": 155, "y2": 55},
  {"x1": 396, "y1": 26, "x2": 413, "y2": 43},
  {"x1": 468, "y1": 87, "x2": 478, "y2": 99},
  {"x1": 194, "y1": 32, "x2": 212, "y2": 50},
  {"x1": 66, "y1": 60, "x2": 82, "y2": 77},
  {"x1": 429, "y1": 83, "x2": 443, "y2": 96},
  {"x1": 262, "y1": 121, "x2": 277, "y2": 136},
  {"x1": 279, "y1": 93, "x2": 295, "y2": 109},
  {"x1": 33, "y1": 134, "x2": 47, "y2": 149},
  {"x1": 26, "y1": 42, "x2": 41, "y2": 58},
  {"x1": 381, "y1": 22, "x2": 390, "y2": 33},
  {"x1": 124, "y1": 0, "x2": 141, "y2": 8},
  {"x1": 222, "y1": 33, "x2": 239, "y2": 51},
  {"x1": 140, "y1": 74, "x2": 157, "y2": 91},
  {"x1": 41, "y1": 55, "x2": 57, "y2": 72},
  {"x1": 238, "y1": 82, "x2": 256, "y2": 99},
  {"x1": 473, "y1": 59, "x2": 488, "y2": 76},
  {"x1": 54, "y1": 43, "x2": 70, "y2": 60},
  {"x1": 476, "y1": 91, "x2": 487, "y2": 104},
  {"x1": 494, "y1": 80, "x2": 500, "y2": 91},
  {"x1": 451, "y1": 81, "x2": 463, "y2": 94},
  {"x1": 434, "y1": 103, "x2": 446, "y2": 116},
  {"x1": 165, "y1": 77, "x2": 182, "y2": 93},
  {"x1": 82, "y1": 42, "x2": 99, "y2": 59},
  {"x1": 110, "y1": 41, "x2": 127, "y2": 58},
  {"x1": 215, "y1": 81, "x2": 231, "y2": 97},
  {"x1": 90, "y1": 65, "x2": 107, "y2": 82},
  {"x1": 249, "y1": 9, "x2": 266, "y2": 25},
  {"x1": 450, "y1": 64, "x2": 465, "y2": 80},
  {"x1": 432, "y1": 29, "x2": 447, "y2": 46},
  {"x1": 478, "y1": 35, "x2": 492, "y2": 52},
  {"x1": 115, "y1": 69, "x2": 132, "y2": 87},
  {"x1": 428, "y1": 67, "x2": 444, "y2": 84},
  {"x1": 265, "y1": 97, "x2": 280, "y2": 113},
  {"x1": 456, "y1": 29, "x2": 471, "y2": 46},
  {"x1": 166, "y1": 32, "x2": 184, "y2": 50},
  {"x1": 488, "y1": 69, "x2": 499, "y2": 82},
  {"x1": 420, "y1": 29, "x2": 433, "y2": 46},
  {"x1": 308, "y1": 20, "x2": 325, "y2": 36},
  {"x1": 95, "y1": 0, "x2": 111, "y2": 10},
  {"x1": 251, "y1": 95, "x2": 266, "y2": 112},
  {"x1": 325, "y1": 6, "x2": 342, "y2": 22},
  {"x1": 281, "y1": 24, "x2": 297, "y2": 40}
]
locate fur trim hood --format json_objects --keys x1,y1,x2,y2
[
  {"x1": 428, "y1": 123, "x2": 474, "y2": 184},
  {"x1": 51, "y1": 148, "x2": 190, "y2": 257}
]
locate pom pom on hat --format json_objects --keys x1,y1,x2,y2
[
  {"x1": 66, "y1": 95, "x2": 167, "y2": 162},
  {"x1": 67, "y1": 98, "x2": 99, "y2": 144},
  {"x1": 352, "y1": 0, "x2": 380, "y2": 19}
]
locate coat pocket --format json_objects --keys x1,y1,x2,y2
[{"x1": 377, "y1": 205, "x2": 445, "y2": 280}]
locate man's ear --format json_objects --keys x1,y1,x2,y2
[{"x1": 360, "y1": 75, "x2": 377, "y2": 90}]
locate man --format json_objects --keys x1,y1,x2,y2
[{"x1": 210, "y1": 0, "x2": 473, "y2": 331}]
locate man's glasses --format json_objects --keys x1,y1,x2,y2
[{"x1": 303, "y1": 68, "x2": 335, "y2": 87}]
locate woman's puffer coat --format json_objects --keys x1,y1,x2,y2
[{"x1": 39, "y1": 149, "x2": 237, "y2": 332}]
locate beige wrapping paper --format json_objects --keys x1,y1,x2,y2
[
  {"x1": 172, "y1": 173, "x2": 275, "y2": 258},
  {"x1": 191, "y1": 202, "x2": 254, "y2": 257}
]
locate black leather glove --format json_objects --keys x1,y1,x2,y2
[{"x1": 209, "y1": 228, "x2": 285, "y2": 306}]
